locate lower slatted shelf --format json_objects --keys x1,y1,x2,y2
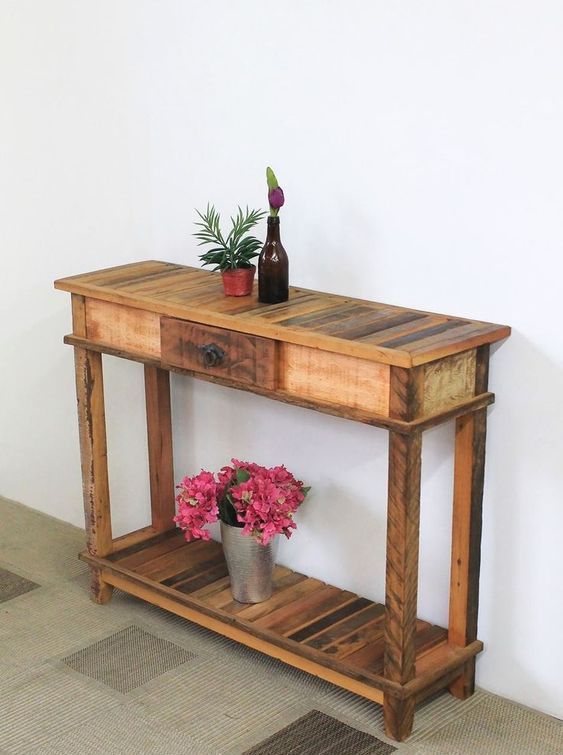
[{"x1": 80, "y1": 528, "x2": 480, "y2": 704}]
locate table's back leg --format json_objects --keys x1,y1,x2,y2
[
  {"x1": 144, "y1": 365, "x2": 175, "y2": 533},
  {"x1": 448, "y1": 345, "x2": 489, "y2": 698},
  {"x1": 448, "y1": 407, "x2": 488, "y2": 698},
  {"x1": 74, "y1": 345, "x2": 113, "y2": 604},
  {"x1": 383, "y1": 430, "x2": 422, "y2": 740}
]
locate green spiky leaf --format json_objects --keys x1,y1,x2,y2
[{"x1": 193, "y1": 204, "x2": 266, "y2": 272}]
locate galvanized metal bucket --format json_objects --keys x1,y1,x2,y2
[{"x1": 220, "y1": 522, "x2": 278, "y2": 603}]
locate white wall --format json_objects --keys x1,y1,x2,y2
[{"x1": 1, "y1": 0, "x2": 562, "y2": 718}]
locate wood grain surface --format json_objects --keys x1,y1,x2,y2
[
  {"x1": 280, "y1": 343, "x2": 390, "y2": 414},
  {"x1": 55, "y1": 261, "x2": 510, "y2": 367},
  {"x1": 72, "y1": 295, "x2": 113, "y2": 604},
  {"x1": 161, "y1": 316, "x2": 276, "y2": 389}
]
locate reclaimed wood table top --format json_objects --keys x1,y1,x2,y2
[{"x1": 55, "y1": 260, "x2": 511, "y2": 367}]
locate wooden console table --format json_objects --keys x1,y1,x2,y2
[{"x1": 55, "y1": 261, "x2": 510, "y2": 741}]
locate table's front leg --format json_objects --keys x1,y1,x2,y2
[
  {"x1": 383, "y1": 430, "x2": 422, "y2": 740},
  {"x1": 74, "y1": 346, "x2": 113, "y2": 604}
]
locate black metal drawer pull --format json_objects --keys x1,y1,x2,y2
[{"x1": 199, "y1": 343, "x2": 226, "y2": 368}]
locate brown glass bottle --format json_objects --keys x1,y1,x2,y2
[{"x1": 258, "y1": 216, "x2": 289, "y2": 303}]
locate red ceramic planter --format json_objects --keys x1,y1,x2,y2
[{"x1": 221, "y1": 266, "x2": 256, "y2": 297}]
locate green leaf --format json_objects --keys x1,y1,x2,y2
[
  {"x1": 302, "y1": 486, "x2": 311, "y2": 496},
  {"x1": 235, "y1": 468, "x2": 251, "y2": 484},
  {"x1": 194, "y1": 204, "x2": 266, "y2": 270},
  {"x1": 218, "y1": 496, "x2": 239, "y2": 526},
  {"x1": 266, "y1": 166, "x2": 278, "y2": 190}
]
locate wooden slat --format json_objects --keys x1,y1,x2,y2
[
  {"x1": 380, "y1": 319, "x2": 466, "y2": 349},
  {"x1": 328, "y1": 312, "x2": 427, "y2": 341},
  {"x1": 252, "y1": 293, "x2": 336, "y2": 321},
  {"x1": 68, "y1": 260, "x2": 174, "y2": 287},
  {"x1": 288, "y1": 597, "x2": 372, "y2": 643},
  {"x1": 163, "y1": 549, "x2": 226, "y2": 587},
  {"x1": 359, "y1": 315, "x2": 445, "y2": 344},
  {"x1": 137, "y1": 539, "x2": 222, "y2": 581},
  {"x1": 253, "y1": 586, "x2": 351, "y2": 634},
  {"x1": 324, "y1": 616, "x2": 386, "y2": 659},
  {"x1": 278, "y1": 591, "x2": 358, "y2": 637},
  {"x1": 116, "y1": 531, "x2": 188, "y2": 569},
  {"x1": 111, "y1": 266, "x2": 187, "y2": 292},
  {"x1": 309, "y1": 307, "x2": 396, "y2": 337},
  {"x1": 111, "y1": 526, "x2": 161, "y2": 555},
  {"x1": 174, "y1": 562, "x2": 230, "y2": 594},
  {"x1": 228, "y1": 576, "x2": 324, "y2": 618},
  {"x1": 110, "y1": 528, "x2": 181, "y2": 562},
  {"x1": 278, "y1": 301, "x2": 370, "y2": 328},
  {"x1": 191, "y1": 574, "x2": 232, "y2": 599},
  {"x1": 305, "y1": 602, "x2": 385, "y2": 650}
]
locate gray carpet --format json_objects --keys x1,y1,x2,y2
[{"x1": 1, "y1": 495, "x2": 561, "y2": 754}]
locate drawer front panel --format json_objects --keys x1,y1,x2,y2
[
  {"x1": 85, "y1": 299, "x2": 161, "y2": 358},
  {"x1": 161, "y1": 317, "x2": 276, "y2": 389},
  {"x1": 279, "y1": 343, "x2": 390, "y2": 416}
]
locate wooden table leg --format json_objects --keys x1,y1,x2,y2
[
  {"x1": 448, "y1": 344, "x2": 489, "y2": 699},
  {"x1": 383, "y1": 430, "x2": 422, "y2": 740},
  {"x1": 74, "y1": 346, "x2": 113, "y2": 604},
  {"x1": 448, "y1": 407, "x2": 487, "y2": 698},
  {"x1": 144, "y1": 365, "x2": 175, "y2": 532}
]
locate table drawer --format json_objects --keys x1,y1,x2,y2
[{"x1": 160, "y1": 317, "x2": 276, "y2": 389}]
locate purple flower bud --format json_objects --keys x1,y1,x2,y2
[{"x1": 268, "y1": 186, "x2": 285, "y2": 210}]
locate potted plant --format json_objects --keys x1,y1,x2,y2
[
  {"x1": 174, "y1": 459, "x2": 310, "y2": 602},
  {"x1": 194, "y1": 205, "x2": 267, "y2": 296}
]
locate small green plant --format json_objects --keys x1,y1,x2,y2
[{"x1": 194, "y1": 204, "x2": 267, "y2": 272}]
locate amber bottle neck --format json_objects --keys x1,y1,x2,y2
[{"x1": 266, "y1": 215, "x2": 281, "y2": 242}]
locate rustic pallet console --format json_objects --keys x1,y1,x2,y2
[{"x1": 55, "y1": 261, "x2": 510, "y2": 741}]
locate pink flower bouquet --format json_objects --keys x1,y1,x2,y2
[{"x1": 174, "y1": 459, "x2": 310, "y2": 546}]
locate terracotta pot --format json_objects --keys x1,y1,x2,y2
[{"x1": 221, "y1": 266, "x2": 256, "y2": 297}]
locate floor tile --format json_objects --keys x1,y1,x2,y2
[
  {"x1": 0, "y1": 566, "x2": 39, "y2": 603},
  {"x1": 62, "y1": 624, "x2": 196, "y2": 693},
  {"x1": 242, "y1": 709, "x2": 397, "y2": 754}
]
